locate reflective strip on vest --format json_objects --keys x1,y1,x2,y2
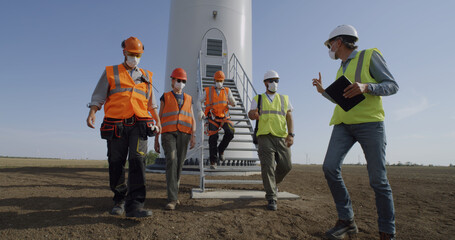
[
  {"x1": 205, "y1": 86, "x2": 229, "y2": 117},
  {"x1": 161, "y1": 110, "x2": 192, "y2": 118},
  {"x1": 355, "y1": 50, "x2": 366, "y2": 83},
  {"x1": 256, "y1": 93, "x2": 288, "y2": 138},
  {"x1": 161, "y1": 120, "x2": 192, "y2": 128},
  {"x1": 104, "y1": 64, "x2": 153, "y2": 119},
  {"x1": 260, "y1": 95, "x2": 286, "y2": 116},
  {"x1": 207, "y1": 87, "x2": 228, "y2": 106},
  {"x1": 108, "y1": 65, "x2": 150, "y2": 99},
  {"x1": 161, "y1": 92, "x2": 193, "y2": 134},
  {"x1": 330, "y1": 48, "x2": 385, "y2": 125}
]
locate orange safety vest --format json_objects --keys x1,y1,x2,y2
[
  {"x1": 161, "y1": 91, "x2": 193, "y2": 134},
  {"x1": 204, "y1": 86, "x2": 230, "y2": 118},
  {"x1": 104, "y1": 64, "x2": 153, "y2": 119}
]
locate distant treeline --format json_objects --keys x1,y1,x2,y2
[
  {"x1": 350, "y1": 161, "x2": 455, "y2": 167},
  {"x1": 0, "y1": 156, "x2": 60, "y2": 160}
]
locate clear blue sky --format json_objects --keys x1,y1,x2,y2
[{"x1": 1, "y1": 1, "x2": 454, "y2": 166}]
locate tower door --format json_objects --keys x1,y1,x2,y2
[{"x1": 201, "y1": 28, "x2": 228, "y2": 78}]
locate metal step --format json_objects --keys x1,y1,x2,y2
[
  {"x1": 229, "y1": 105, "x2": 244, "y2": 108},
  {"x1": 229, "y1": 118, "x2": 250, "y2": 122},
  {"x1": 231, "y1": 125, "x2": 252, "y2": 128},
  {"x1": 201, "y1": 86, "x2": 239, "y2": 93},
  {"x1": 216, "y1": 132, "x2": 253, "y2": 136},
  {"x1": 204, "y1": 179, "x2": 262, "y2": 185},
  {"x1": 204, "y1": 138, "x2": 255, "y2": 143},
  {"x1": 203, "y1": 147, "x2": 257, "y2": 151},
  {"x1": 202, "y1": 81, "x2": 236, "y2": 86},
  {"x1": 229, "y1": 112, "x2": 248, "y2": 116}
]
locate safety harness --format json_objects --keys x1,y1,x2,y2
[{"x1": 204, "y1": 87, "x2": 233, "y2": 136}]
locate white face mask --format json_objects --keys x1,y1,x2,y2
[
  {"x1": 174, "y1": 82, "x2": 185, "y2": 91},
  {"x1": 328, "y1": 41, "x2": 338, "y2": 60},
  {"x1": 268, "y1": 82, "x2": 278, "y2": 92},
  {"x1": 328, "y1": 48, "x2": 337, "y2": 60},
  {"x1": 215, "y1": 82, "x2": 223, "y2": 88},
  {"x1": 126, "y1": 55, "x2": 140, "y2": 68}
]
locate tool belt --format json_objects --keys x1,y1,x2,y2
[
  {"x1": 100, "y1": 116, "x2": 156, "y2": 140},
  {"x1": 204, "y1": 114, "x2": 233, "y2": 136}
]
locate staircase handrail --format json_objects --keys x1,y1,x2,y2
[
  {"x1": 197, "y1": 50, "x2": 206, "y2": 189},
  {"x1": 228, "y1": 53, "x2": 257, "y2": 131}
]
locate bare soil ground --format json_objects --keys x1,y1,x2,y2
[{"x1": 0, "y1": 157, "x2": 454, "y2": 240}]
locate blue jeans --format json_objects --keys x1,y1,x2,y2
[{"x1": 322, "y1": 122, "x2": 395, "y2": 234}]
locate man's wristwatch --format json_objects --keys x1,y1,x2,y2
[{"x1": 288, "y1": 133, "x2": 295, "y2": 137}]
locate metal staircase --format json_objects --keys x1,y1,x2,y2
[
  {"x1": 146, "y1": 52, "x2": 262, "y2": 192},
  {"x1": 196, "y1": 53, "x2": 262, "y2": 191}
]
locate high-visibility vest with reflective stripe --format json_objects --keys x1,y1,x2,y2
[
  {"x1": 104, "y1": 64, "x2": 153, "y2": 119},
  {"x1": 204, "y1": 86, "x2": 230, "y2": 118},
  {"x1": 255, "y1": 93, "x2": 289, "y2": 138},
  {"x1": 161, "y1": 91, "x2": 193, "y2": 134},
  {"x1": 330, "y1": 48, "x2": 385, "y2": 125}
]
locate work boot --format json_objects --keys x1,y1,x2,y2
[
  {"x1": 125, "y1": 208, "x2": 153, "y2": 218},
  {"x1": 379, "y1": 232, "x2": 396, "y2": 240},
  {"x1": 110, "y1": 202, "x2": 125, "y2": 216},
  {"x1": 219, "y1": 152, "x2": 225, "y2": 162},
  {"x1": 165, "y1": 200, "x2": 180, "y2": 210},
  {"x1": 325, "y1": 219, "x2": 358, "y2": 240},
  {"x1": 267, "y1": 200, "x2": 277, "y2": 211},
  {"x1": 210, "y1": 161, "x2": 217, "y2": 169}
]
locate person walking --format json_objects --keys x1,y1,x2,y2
[
  {"x1": 312, "y1": 25, "x2": 398, "y2": 240},
  {"x1": 155, "y1": 68, "x2": 196, "y2": 210},
  {"x1": 248, "y1": 70, "x2": 294, "y2": 211},
  {"x1": 200, "y1": 70, "x2": 236, "y2": 169},
  {"x1": 86, "y1": 36, "x2": 159, "y2": 218}
]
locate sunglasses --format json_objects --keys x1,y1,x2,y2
[
  {"x1": 326, "y1": 38, "x2": 340, "y2": 49},
  {"x1": 176, "y1": 79, "x2": 187, "y2": 84},
  {"x1": 266, "y1": 79, "x2": 279, "y2": 83},
  {"x1": 125, "y1": 51, "x2": 142, "y2": 58}
]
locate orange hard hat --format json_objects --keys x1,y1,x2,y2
[
  {"x1": 214, "y1": 71, "x2": 225, "y2": 81},
  {"x1": 122, "y1": 37, "x2": 144, "y2": 54},
  {"x1": 171, "y1": 68, "x2": 187, "y2": 80}
]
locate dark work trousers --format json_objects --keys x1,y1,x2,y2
[
  {"x1": 107, "y1": 123, "x2": 147, "y2": 213},
  {"x1": 208, "y1": 120, "x2": 234, "y2": 164}
]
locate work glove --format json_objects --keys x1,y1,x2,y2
[{"x1": 198, "y1": 110, "x2": 206, "y2": 120}]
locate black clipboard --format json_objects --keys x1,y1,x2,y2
[{"x1": 325, "y1": 75, "x2": 365, "y2": 112}]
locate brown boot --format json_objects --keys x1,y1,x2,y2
[
  {"x1": 165, "y1": 200, "x2": 180, "y2": 210},
  {"x1": 379, "y1": 232, "x2": 396, "y2": 240}
]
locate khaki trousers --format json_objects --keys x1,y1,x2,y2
[
  {"x1": 162, "y1": 131, "x2": 191, "y2": 202},
  {"x1": 257, "y1": 134, "x2": 292, "y2": 201}
]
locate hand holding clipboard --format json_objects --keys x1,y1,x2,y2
[{"x1": 324, "y1": 75, "x2": 365, "y2": 112}]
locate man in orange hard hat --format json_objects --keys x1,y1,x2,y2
[
  {"x1": 155, "y1": 68, "x2": 196, "y2": 210},
  {"x1": 86, "y1": 36, "x2": 160, "y2": 218},
  {"x1": 200, "y1": 70, "x2": 236, "y2": 169}
]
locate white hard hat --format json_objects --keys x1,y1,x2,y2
[
  {"x1": 324, "y1": 25, "x2": 358, "y2": 47},
  {"x1": 264, "y1": 70, "x2": 279, "y2": 80}
]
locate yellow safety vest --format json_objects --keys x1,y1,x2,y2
[
  {"x1": 255, "y1": 93, "x2": 289, "y2": 138},
  {"x1": 330, "y1": 48, "x2": 385, "y2": 125}
]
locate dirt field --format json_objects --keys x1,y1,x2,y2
[{"x1": 0, "y1": 157, "x2": 454, "y2": 240}]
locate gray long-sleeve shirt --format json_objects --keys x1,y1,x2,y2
[
  {"x1": 88, "y1": 65, "x2": 158, "y2": 110},
  {"x1": 322, "y1": 50, "x2": 399, "y2": 102}
]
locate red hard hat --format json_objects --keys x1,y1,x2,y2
[
  {"x1": 122, "y1": 37, "x2": 144, "y2": 54},
  {"x1": 171, "y1": 68, "x2": 187, "y2": 80},
  {"x1": 214, "y1": 71, "x2": 225, "y2": 81}
]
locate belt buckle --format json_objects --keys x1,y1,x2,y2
[{"x1": 124, "y1": 116, "x2": 135, "y2": 125}]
